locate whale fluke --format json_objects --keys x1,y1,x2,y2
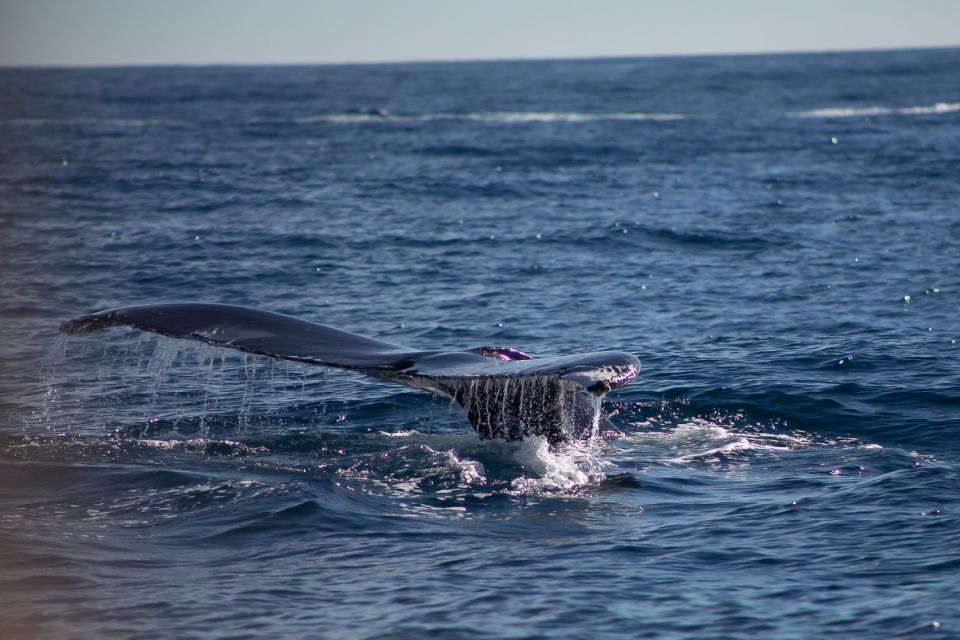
[{"x1": 61, "y1": 303, "x2": 640, "y2": 444}]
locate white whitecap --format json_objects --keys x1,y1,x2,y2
[
  {"x1": 790, "y1": 102, "x2": 960, "y2": 118},
  {"x1": 290, "y1": 111, "x2": 685, "y2": 125}
]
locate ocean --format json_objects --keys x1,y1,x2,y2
[{"x1": 1, "y1": 48, "x2": 959, "y2": 638}]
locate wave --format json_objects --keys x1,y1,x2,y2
[
  {"x1": 621, "y1": 418, "x2": 811, "y2": 465},
  {"x1": 0, "y1": 117, "x2": 168, "y2": 127},
  {"x1": 0, "y1": 111, "x2": 685, "y2": 129},
  {"x1": 5, "y1": 103, "x2": 955, "y2": 130},
  {"x1": 790, "y1": 101, "x2": 960, "y2": 118},
  {"x1": 290, "y1": 111, "x2": 686, "y2": 125}
]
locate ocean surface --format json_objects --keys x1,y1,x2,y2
[{"x1": 1, "y1": 48, "x2": 959, "y2": 638}]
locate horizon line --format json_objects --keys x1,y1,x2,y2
[{"x1": 3, "y1": 43, "x2": 958, "y2": 71}]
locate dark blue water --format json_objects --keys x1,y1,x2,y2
[{"x1": 2, "y1": 49, "x2": 959, "y2": 638}]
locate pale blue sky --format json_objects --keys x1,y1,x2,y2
[{"x1": 1, "y1": 0, "x2": 958, "y2": 66}]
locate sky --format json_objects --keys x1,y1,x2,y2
[{"x1": 1, "y1": 0, "x2": 958, "y2": 67}]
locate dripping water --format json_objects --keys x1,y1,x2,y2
[
  {"x1": 34, "y1": 332, "x2": 336, "y2": 437},
  {"x1": 455, "y1": 375, "x2": 606, "y2": 444}
]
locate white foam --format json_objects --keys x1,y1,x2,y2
[
  {"x1": 378, "y1": 429, "x2": 424, "y2": 438},
  {"x1": 669, "y1": 438, "x2": 761, "y2": 462},
  {"x1": 622, "y1": 417, "x2": 803, "y2": 464},
  {"x1": 624, "y1": 418, "x2": 729, "y2": 445}
]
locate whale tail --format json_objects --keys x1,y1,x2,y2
[{"x1": 61, "y1": 303, "x2": 640, "y2": 444}]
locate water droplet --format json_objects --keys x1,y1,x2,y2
[
  {"x1": 903, "y1": 295, "x2": 911, "y2": 302},
  {"x1": 830, "y1": 136, "x2": 839, "y2": 144}
]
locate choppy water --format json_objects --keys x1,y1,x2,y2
[{"x1": 2, "y1": 49, "x2": 959, "y2": 638}]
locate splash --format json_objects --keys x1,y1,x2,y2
[{"x1": 509, "y1": 436, "x2": 607, "y2": 494}]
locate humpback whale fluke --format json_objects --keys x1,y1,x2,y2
[{"x1": 60, "y1": 303, "x2": 640, "y2": 444}]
